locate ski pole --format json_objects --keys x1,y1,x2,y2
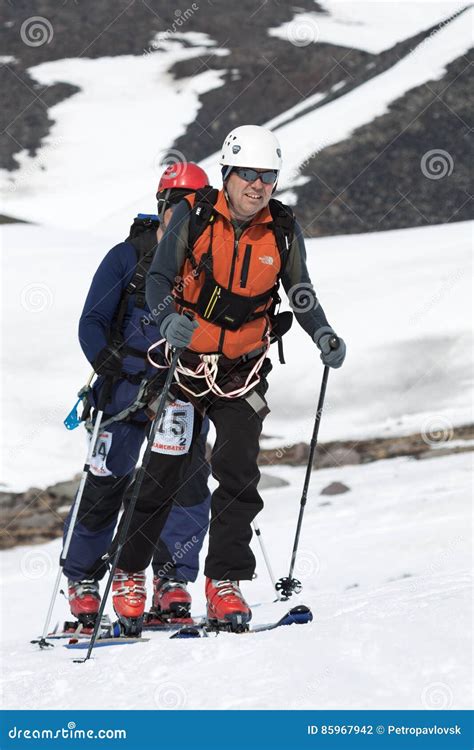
[
  {"x1": 32, "y1": 377, "x2": 113, "y2": 648},
  {"x1": 276, "y1": 337, "x2": 338, "y2": 600},
  {"x1": 252, "y1": 519, "x2": 281, "y2": 600},
  {"x1": 76, "y1": 347, "x2": 183, "y2": 662}
]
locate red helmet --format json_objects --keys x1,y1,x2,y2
[{"x1": 156, "y1": 162, "x2": 209, "y2": 195}]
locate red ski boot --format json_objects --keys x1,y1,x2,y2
[
  {"x1": 151, "y1": 577, "x2": 192, "y2": 620},
  {"x1": 205, "y1": 578, "x2": 251, "y2": 632},
  {"x1": 68, "y1": 579, "x2": 100, "y2": 628},
  {"x1": 112, "y1": 569, "x2": 146, "y2": 636}
]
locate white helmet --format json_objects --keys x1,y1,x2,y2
[{"x1": 219, "y1": 125, "x2": 282, "y2": 172}]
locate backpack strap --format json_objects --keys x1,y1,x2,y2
[
  {"x1": 126, "y1": 229, "x2": 159, "y2": 310},
  {"x1": 268, "y1": 198, "x2": 295, "y2": 274},
  {"x1": 185, "y1": 187, "x2": 219, "y2": 273},
  {"x1": 267, "y1": 199, "x2": 296, "y2": 364},
  {"x1": 109, "y1": 219, "x2": 159, "y2": 349}
]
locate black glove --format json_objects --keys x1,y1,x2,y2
[
  {"x1": 93, "y1": 345, "x2": 123, "y2": 377},
  {"x1": 161, "y1": 313, "x2": 198, "y2": 349},
  {"x1": 313, "y1": 326, "x2": 346, "y2": 369}
]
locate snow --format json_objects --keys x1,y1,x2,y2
[
  {"x1": 0, "y1": 37, "x2": 225, "y2": 231},
  {"x1": 8, "y1": 10, "x2": 472, "y2": 492},
  {"x1": 265, "y1": 7, "x2": 474, "y2": 191},
  {"x1": 0, "y1": 4, "x2": 472, "y2": 714},
  {"x1": 269, "y1": 1, "x2": 469, "y2": 54},
  {"x1": 0, "y1": 452, "x2": 470, "y2": 709},
  {"x1": 1, "y1": 220, "x2": 472, "y2": 492},
  {"x1": 2, "y1": 8, "x2": 471, "y2": 228},
  {"x1": 263, "y1": 220, "x2": 473, "y2": 449}
]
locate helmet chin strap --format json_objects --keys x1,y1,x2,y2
[{"x1": 157, "y1": 188, "x2": 171, "y2": 223}]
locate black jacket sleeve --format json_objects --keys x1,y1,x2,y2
[
  {"x1": 146, "y1": 199, "x2": 191, "y2": 333},
  {"x1": 281, "y1": 221, "x2": 330, "y2": 339}
]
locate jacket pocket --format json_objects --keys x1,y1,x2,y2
[{"x1": 239, "y1": 244, "x2": 252, "y2": 288}]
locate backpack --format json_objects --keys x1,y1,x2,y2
[{"x1": 109, "y1": 214, "x2": 160, "y2": 356}]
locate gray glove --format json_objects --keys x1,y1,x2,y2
[
  {"x1": 313, "y1": 326, "x2": 346, "y2": 369},
  {"x1": 161, "y1": 313, "x2": 198, "y2": 349}
]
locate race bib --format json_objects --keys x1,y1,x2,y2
[
  {"x1": 89, "y1": 431, "x2": 113, "y2": 476},
  {"x1": 151, "y1": 400, "x2": 194, "y2": 456}
]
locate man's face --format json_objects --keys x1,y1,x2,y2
[{"x1": 226, "y1": 168, "x2": 275, "y2": 221}]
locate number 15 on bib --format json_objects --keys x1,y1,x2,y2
[{"x1": 151, "y1": 400, "x2": 194, "y2": 456}]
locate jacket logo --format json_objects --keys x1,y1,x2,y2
[{"x1": 259, "y1": 255, "x2": 274, "y2": 266}]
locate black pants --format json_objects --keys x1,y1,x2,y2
[{"x1": 116, "y1": 383, "x2": 267, "y2": 581}]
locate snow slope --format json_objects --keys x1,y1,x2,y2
[
  {"x1": 0, "y1": 452, "x2": 471, "y2": 710},
  {"x1": 0, "y1": 36, "x2": 226, "y2": 230},
  {"x1": 258, "y1": 6, "x2": 474, "y2": 192},
  {"x1": 2, "y1": 220, "x2": 471, "y2": 492},
  {"x1": 269, "y1": 0, "x2": 469, "y2": 54},
  {"x1": 1, "y1": 7, "x2": 471, "y2": 226}
]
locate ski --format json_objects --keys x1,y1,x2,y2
[
  {"x1": 37, "y1": 615, "x2": 198, "y2": 645},
  {"x1": 62, "y1": 615, "x2": 195, "y2": 649},
  {"x1": 170, "y1": 605, "x2": 313, "y2": 639},
  {"x1": 34, "y1": 615, "x2": 113, "y2": 643},
  {"x1": 54, "y1": 606, "x2": 312, "y2": 648},
  {"x1": 65, "y1": 635, "x2": 150, "y2": 649}
]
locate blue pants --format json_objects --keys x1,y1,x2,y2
[{"x1": 63, "y1": 416, "x2": 210, "y2": 583}]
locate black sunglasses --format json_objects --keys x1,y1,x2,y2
[{"x1": 233, "y1": 167, "x2": 278, "y2": 185}]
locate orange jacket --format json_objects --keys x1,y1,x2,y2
[{"x1": 175, "y1": 190, "x2": 282, "y2": 360}]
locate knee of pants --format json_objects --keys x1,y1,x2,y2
[
  {"x1": 90, "y1": 420, "x2": 147, "y2": 478},
  {"x1": 77, "y1": 473, "x2": 131, "y2": 531}
]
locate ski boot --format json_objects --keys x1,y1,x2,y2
[
  {"x1": 112, "y1": 569, "x2": 146, "y2": 636},
  {"x1": 205, "y1": 578, "x2": 251, "y2": 632},
  {"x1": 151, "y1": 576, "x2": 192, "y2": 619},
  {"x1": 67, "y1": 579, "x2": 101, "y2": 630}
]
